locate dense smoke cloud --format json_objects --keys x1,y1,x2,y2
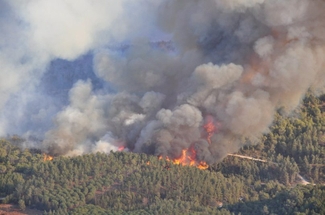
[
  {"x1": 0, "y1": 0, "x2": 158, "y2": 136},
  {"x1": 2, "y1": 0, "x2": 325, "y2": 163}
]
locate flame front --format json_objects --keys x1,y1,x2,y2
[
  {"x1": 43, "y1": 154, "x2": 53, "y2": 161},
  {"x1": 159, "y1": 147, "x2": 209, "y2": 170},
  {"x1": 155, "y1": 116, "x2": 219, "y2": 170},
  {"x1": 197, "y1": 161, "x2": 209, "y2": 170}
]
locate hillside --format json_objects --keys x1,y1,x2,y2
[{"x1": 0, "y1": 93, "x2": 325, "y2": 215}]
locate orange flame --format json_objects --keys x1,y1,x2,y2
[
  {"x1": 43, "y1": 154, "x2": 53, "y2": 161},
  {"x1": 173, "y1": 149, "x2": 187, "y2": 165},
  {"x1": 203, "y1": 116, "x2": 217, "y2": 144},
  {"x1": 155, "y1": 115, "x2": 219, "y2": 170},
  {"x1": 197, "y1": 161, "x2": 209, "y2": 170},
  {"x1": 159, "y1": 147, "x2": 209, "y2": 170}
]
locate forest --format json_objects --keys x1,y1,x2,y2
[{"x1": 0, "y1": 92, "x2": 325, "y2": 215}]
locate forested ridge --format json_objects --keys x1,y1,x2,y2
[{"x1": 0, "y1": 93, "x2": 325, "y2": 215}]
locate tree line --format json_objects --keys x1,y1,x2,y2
[{"x1": 0, "y1": 92, "x2": 324, "y2": 214}]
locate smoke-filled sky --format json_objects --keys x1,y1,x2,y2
[{"x1": 1, "y1": 0, "x2": 325, "y2": 164}]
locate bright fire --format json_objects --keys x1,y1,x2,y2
[
  {"x1": 43, "y1": 154, "x2": 53, "y2": 161},
  {"x1": 154, "y1": 116, "x2": 219, "y2": 170},
  {"x1": 158, "y1": 147, "x2": 209, "y2": 170}
]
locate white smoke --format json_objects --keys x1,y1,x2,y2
[
  {"x1": 1, "y1": 0, "x2": 325, "y2": 163},
  {"x1": 0, "y1": 0, "x2": 158, "y2": 136}
]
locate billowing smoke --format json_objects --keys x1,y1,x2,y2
[
  {"x1": 2, "y1": 0, "x2": 325, "y2": 164},
  {"x1": 0, "y1": 0, "x2": 157, "y2": 136}
]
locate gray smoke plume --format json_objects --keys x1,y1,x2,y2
[
  {"x1": 0, "y1": 0, "x2": 157, "y2": 137},
  {"x1": 45, "y1": 0, "x2": 325, "y2": 163},
  {"x1": 2, "y1": 0, "x2": 325, "y2": 164}
]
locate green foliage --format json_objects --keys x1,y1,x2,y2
[
  {"x1": 0, "y1": 92, "x2": 325, "y2": 214},
  {"x1": 18, "y1": 199, "x2": 26, "y2": 211}
]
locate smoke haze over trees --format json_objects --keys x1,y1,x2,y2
[
  {"x1": 1, "y1": 92, "x2": 325, "y2": 214},
  {"x1": 1, "y1": 0, "x2": 325, "y2": 164}
]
